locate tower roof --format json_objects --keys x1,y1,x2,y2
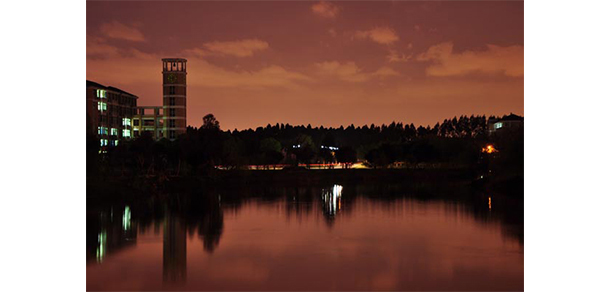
[{"x1": 162, "y1": 58, "x2": 187, "y2": 62}]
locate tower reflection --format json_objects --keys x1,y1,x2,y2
[{"x1": 163, "y1": 213, "x2": 187, "y2": 284}]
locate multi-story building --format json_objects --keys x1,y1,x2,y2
[
  {"x1": 133, "y1": 58, "x2": 187, "y2": 140},
  {"x1": 88, "y1": 58, "x2": 187, "y2": 145},
  {"x1": 86, "y1": 80, "x2": 138, "y2": 148}
]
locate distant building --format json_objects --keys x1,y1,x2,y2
[
  {"x1": 86, "y1": 81, "x2": 138, "y2": 148},
  {"x1": 87, "y1": 58, "x2": 188, "y2": 147},
  {"x1": 488, "y1": 113, "x2": 524, "y2": 135}
]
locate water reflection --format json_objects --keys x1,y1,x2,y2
[
  {"x1": 87, "y1": 183, "x2": 523, "y2": 291},
  {"x1": 163, "y1": 214, "x2": 186, "y2": 283},
  {"x1": 321, "y1": 184, "x2": 343, "y2": 219},
  {"x1": 89, "y1": 206, "x2": 137, "y2": 264}
]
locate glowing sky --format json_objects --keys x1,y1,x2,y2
[{"x1": 87, "y1": 1, "x2": 523, "y2": 130}]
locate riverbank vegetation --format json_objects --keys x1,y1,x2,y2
[{"x1": 87, "y1": 114, "x2": 523, "y2": 195}]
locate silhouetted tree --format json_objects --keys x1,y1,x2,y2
[{"x1": 201, "y1": 114, "x2": 220, "y2": 130}]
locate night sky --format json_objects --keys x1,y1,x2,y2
[{"x1": 87, "y1": 1, "x2": 523, "y2": 130}]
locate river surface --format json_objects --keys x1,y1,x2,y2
[{"x1": 86, "y1": 183, "x2": 523, "y2": 291}]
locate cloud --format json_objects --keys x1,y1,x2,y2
[
  {"x1": 87, "y1": 36, "x2": 120, "y2": 58},
  {"x1": 372, "y1": 66, "x2": 400, "y2": 77},
  {"x1": 328, "y1": 28, "x2": 337, "y2": 37},
  {"x1": 387, "y1": 50, "x2": 412, "y2": 63},
  {"x1": 311, "y1": 1, "x2": 340, "y2": 18},
  {"x1": 354, "y1": 27, "x2": 399, "y2": 45},
  {"x1": 315, "y1": 61, "x2": 367, "y2": 82},
  {"x1": 315, "y1": 61, "x2": 399, "y2": 82},
  {"x1": 100, "y1": 21, "x2": 146, "y2": 42},
  {"x1": 186, "y1": 39, "x2": 269, "y2": 57},
  {"x1": 87, "y1": 44, "x2": 310, "y2": 89},
  {"x1": 416, "y1": 42, "x2": 524, "y2": 77},
  {"x1": 193, "y1": 63, "x2": 312, "y2": 88}
]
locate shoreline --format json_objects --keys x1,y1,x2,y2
[{"x1": 87, "y1": 168, "x2": 523, "y2": 206}]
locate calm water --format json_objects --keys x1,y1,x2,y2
[{"x1": 86, "y1": 183, "x2": 523, "y2": 291}]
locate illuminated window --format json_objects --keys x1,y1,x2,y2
[
  {"x1": 110, "y1": 128, "x2": 118, "y2": 136},
  {"x1": 100, "y1": 139, "x2": 108, "y2": 146},
  {"x1": 495, "y1": 122, "x2": 503, "y2": 129},
  {"x1": 97, "y1": 102, "x2": 107, "y2": 112},
  {"x1": 123, "y1": 129, "x2": 131, "y2": 138},
  {"x1": 96, "y1": 89, "x2": 106, "y2": 98},
  {"x1": 97, "y1": 127, "x2": 108, "y2": 135},
  {"x1": 112, "y1": 140, "x2": 118, "y2": 146},
  {"x1": 122, "y1": 118, "x2": 131, "y2": 126}
]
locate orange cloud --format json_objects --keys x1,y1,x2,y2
[
  {"x1": 87, "y1": 36, "x2": 120, "y2": 58},
  {"x1": 87, "y1": 44, "x2": 310, "y2": 89},
  {"x1": 99, "y1": 21, "x2": 146, "y2": 42},
  {"x1": 372, "y1": 66, "x2": 400, "y2": 77},
  {"x1": 315, "y1": 61, "x2": 398, "y2": 82},
  {"x1": 354, "y1": 27, "x2": 399, "y2": 45},
  {"x1": 186, "y1": 39, "x2": 269, "y2": 57},
  {"x1": 311, "y1": 1, "x2": 340, "y2": 18},
  {"x1": 417, "y1": 42, "x2": 524, "y2": 77},
  {"x1": 386, "y1": 49, "x2": 412, "y2": 63}
]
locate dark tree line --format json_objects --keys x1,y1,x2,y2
[{"x1": 87, "y1": 114, "x2": 522, "y2": 177}]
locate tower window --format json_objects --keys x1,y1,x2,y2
[
  {"x1": 169, "y1": 86, "x2": 175, "y2": 95},
  {"x1": 169, "y1": 97, "x2": 175, "y2": 106},
  {"x1": 169, "y1": 120, "x2": 175, "y2": 128},
  {"x1": 170, "y1": 109, "x2": 175, "y2": 117},
  {"x1": 170, "y1": 130, "x2": 176, "y2": 139}
]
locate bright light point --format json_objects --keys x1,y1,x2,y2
[
  {"x1": 322, "y1": 184, "x2": 343, "y2": 216},
  {"x1": 482, "y1": 144, "x2": 497, "y2": 154}
]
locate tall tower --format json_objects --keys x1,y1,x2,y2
[{"x1": 162, "y1": 58, "x2": 187, "y2": 140}]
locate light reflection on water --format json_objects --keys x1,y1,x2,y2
[{"x1": 87, "y1": 184, "x2": 523, "y2": 291}]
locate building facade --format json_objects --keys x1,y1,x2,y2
[{"x1": 86, "y1": 80, "x2": 138, "y2": 148}]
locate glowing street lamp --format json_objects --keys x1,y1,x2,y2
[{"x1": 482, "y1": 144, "x2": 498, "y2": 154}]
